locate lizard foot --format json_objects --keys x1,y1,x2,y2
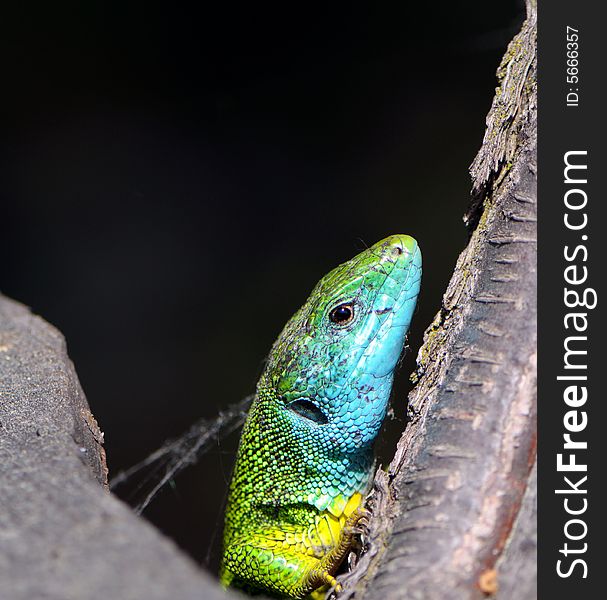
[
  {"x1": 306, "y1": 568, "x2": 342, "y2": 594},
  {"x1": 308, "y1": 505, "x2": 370, "y2": 595}
]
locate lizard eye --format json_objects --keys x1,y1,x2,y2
[
  {"x1": 329, "y1": 303, "x2": 354, "y2": 325},
  {"x1": 287, "y1": 399, "x2": 329, "y2": 425}
]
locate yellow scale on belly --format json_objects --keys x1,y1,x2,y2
[{"x1": 312, "y1": 492, "x2": 363, "y2": 551}]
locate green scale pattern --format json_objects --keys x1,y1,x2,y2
[{"x1": 220, "y1": 235, "x2": 422, "y2": 598}]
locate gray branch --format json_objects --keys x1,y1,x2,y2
[
  {"x1": 0, "y1": 3, "x2": 536, "y2": 598},
  {"x1": 0, "y1": 296, "x2": 224, "y2": 600},
  {"x1": 338, "y1": 2, "x2": 537, "y2": 599}
]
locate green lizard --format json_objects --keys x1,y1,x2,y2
[{"x1": 220, "y1": 235, "x2": 422, "y2": 598}]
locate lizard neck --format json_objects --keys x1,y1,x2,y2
[{"x1": 228, "y1": 383, "x2": 375, "y2": 515}]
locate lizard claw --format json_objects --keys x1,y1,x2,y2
[{"x1": 344, "y1": 506, "x2": 370, "y2": 533}]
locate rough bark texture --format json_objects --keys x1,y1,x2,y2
[
  {"x1": 0, "y1": 295, "x2": 225, "y2": 600},
  {"x1": 337, "y1": 2, "x2": 537, "y2": 599},
  {"x1": 0, "y1": 3, "x2": 536, "y2": 599}
]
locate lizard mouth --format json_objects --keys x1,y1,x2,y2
[
  {"x1": 371, "y1": 243, "x2": 421, "y2": 376},
  {"x1": 345, "y1": 239, "x2": 421, "y2": 381}
]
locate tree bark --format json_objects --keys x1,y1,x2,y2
[
  {"x1": 0, "y1": 3, "x2": 536, "y2": 598},
  {"x1": 338, "y1": 2, "x2": 537, "y2": 599},
  {"x1": 0, "y1": 295, "x2": 224, "y2": 600}
]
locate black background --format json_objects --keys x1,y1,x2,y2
[{"x1": 1, "y1": 2, "x2": 524, "y2": 573}]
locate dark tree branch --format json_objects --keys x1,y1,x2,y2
[
  {"x1": 0, "y1": 296, "x2": 224, "y2": 600},
  {"x1": 337, "y1": 3, "x2": 536, "y2": 599}
]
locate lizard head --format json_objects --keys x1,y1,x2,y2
[{"x1": 264, "y1": 234, "x2": 421, "y2": 453}]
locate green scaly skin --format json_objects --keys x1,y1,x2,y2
[{"x1": 220, "y1": 235, "x2": 422, "y2": 598}]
